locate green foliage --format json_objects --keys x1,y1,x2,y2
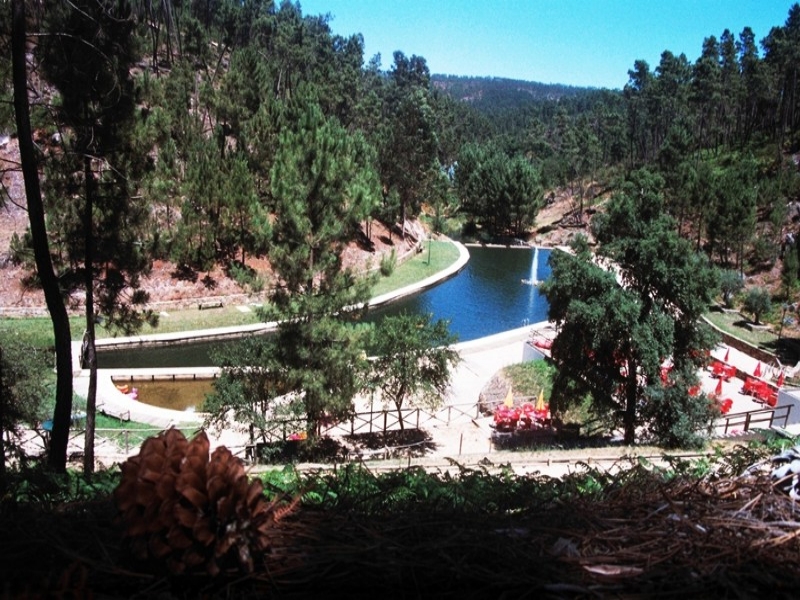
[
  {"x1": 379, "y1": 249, "x2": 397, "y2": 277},
  {"x1": 639, "y1": 364, "x2": 716, "y2": 449},
  {"x1": 204, "y1": 334, "x2": 291, "y2": 442},
  {"x1": 293, "y1": 462, "x2": 573, "y2": 514},
  {"x1": 750, "y1": 236, "x2": 777, "y2": 268},
  {"x1": 1, "y1": 333, "x2": 51, "y2": 471},
  {"x1": 228, "y1": 261, "x2": 266, "y2": 294},
  {"x1": 503, "y1": 360, "x2": 556, "y2": 398},
  {"x1": 742, "y1": 286, "x2": 772, "y2": 324},
  {"x1": 719, "y1": 269, "x2": 744, "y2": 308},
  {"x1": 207, "y1": 102, "x2": 381, "y2": 439},
  {"x1": 542, "y1": 171, "x2": 719, "y2": 447},
  {"x1": 782, "y1": 245, "x2": 799, "y2": 298},
  {"x1": 366, "y1": 312, "x2": 460, "y2": 428},
  {"x1": 455, "y1": 143, "x2": 543, "y2": 237},
  {"x1": 2, "y1": 464, "x2": 119, "y2": 506},
  {"x1": 38, "y1": 0, "x2": 156, "y2": 336}
]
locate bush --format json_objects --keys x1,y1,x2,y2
[
  {"x1": 750, "y1": 236, "x2": 776, "y2": 267},
  {"x1": 719, "y1": 269, "x2": 744, "y2": 308},
  {"x1": 1, "y1": 334, "x2": 51, "y2": 469},
  {"x1": 379, "y1": 249, "x2": 397, "y2": 277},
  {"x1": 228, "y1": 261, "x2": 265, "y2": 294},
  {"x1": 461, "y1": 220, "x2": 478, "y2": 239},
  {"x1": 8, "y1": 232, "x2": 35, "y2": 268},
  {"x1": 640, "y1": 370, "x2": 716, "y2": 450},
  {"x1": 743, "y1": 286, "x2": 772, "y2": 324}
]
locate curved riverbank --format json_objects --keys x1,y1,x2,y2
[
  {"x1": 91, "y1": 241, "x2": 470, "y2": 353},
  {"x1": 78, "y1": 242, "x2": 471, "y2": 426}
]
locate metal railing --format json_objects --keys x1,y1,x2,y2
[
  {"x1": 332, "y1": 402, "x2": 479, "y2": 437},
  {"x1": 721, "y1": 404, "x2": 793, "y2": 435}
]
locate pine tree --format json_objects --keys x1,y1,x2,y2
[
  {"x1": 10, "y1": 0, "x2": 74, "y2": 472},
  {"x1": 39, "y1": 0, "x2": 156, "y2": 474},
  {"x1": 208, "y1": 101, "x2": 380, "y2": 438}
]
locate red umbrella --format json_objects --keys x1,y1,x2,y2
[
  {"x1": 724, "y1": 348, "x2": 730, "y2": 363},
  {"x1": 777, "y1": 371, "x2": 786, "y2": 388},
  {"x1": 754, "y1": 362, "x2": 762, "y2": 377},
  {"x1": 714, "y1": 377, "x2": 723, "y2": 397}
]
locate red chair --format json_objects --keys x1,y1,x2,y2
[
  {"x1": 719, "y1": 398, "x2": 733, "y2": 414},
  {"x1": 742, "y1": 377, "x2": 759, "y2": 396},
  {"x1": 765, "y1": 391, "x2": 778, "y2": 408},
  {"x1": 755, "y1": 382, "x2": 773, "y2": 404},
  {"x1": 518, "y1": 403, "x2": 535, "y2": 429},
  {"x1": 710, "y1": 361, "x2": 725, "y2": 378},
  {"x1": 723, "y1": 365, "x2": 737, "y2": 381},
  {"x1": 494, "y1": 406, "x2": 520, "y2": 431}
]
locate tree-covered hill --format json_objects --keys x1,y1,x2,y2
[{"x1": 432, "y1": 74, "x2": 593, "y2": 109}]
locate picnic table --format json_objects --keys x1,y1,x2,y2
[
  {"x1": 710, "y1": 360, "x2": 737, "y2": 381},
  {"x1": 742, "y1": 377, "x2": 778, "y2": 407}
]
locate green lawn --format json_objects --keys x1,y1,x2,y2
[
  {"x1": 0, "y1": 316, "x2": 87, "y2": 349},
  {"x1": 703, "y1": 309, "x2": 780, "y2": 348},
  {"x1": 94, "y1": 413, "x2": 199, "y2": 452},
  {"x1": 370, "y1": 240, "x2": 461, "y2": 297}
]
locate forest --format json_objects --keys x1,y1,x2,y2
[{"x1": 4, "y1": 1, "x2": 800, "y2": 596}]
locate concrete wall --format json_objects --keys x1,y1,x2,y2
[
  {"x1": 778, "y1": 389, "x2": 800, "y2": 425},
  {"x1": 522, "y1": 341, "x2": 547, "y2": 362}
]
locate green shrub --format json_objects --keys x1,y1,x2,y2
[
  {"x1": 743, "y1": 286, "x2": 772, "y2": 324},
  {"x1": 750, "y1": 237, "x2": 776, "y2": 267},
  {"x1": 379, "y1": 249, "x2": 397, "y2": 277},
  {"x1": 229, "y1": 261, "x2": 265, "y2": 293},
  {"x1": 719, "y1": 269, "x2": 744, "y2": 308},
  {"x1": 9, "y1": 232, "x2": 35, "y2": 268}
]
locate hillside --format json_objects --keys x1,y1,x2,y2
[
  {"x1": 0, "y1": 136, "x2": 420, "y2": 317},
  {"x1": 432, "y1": 74, "x2": 595, "y2": 107}
]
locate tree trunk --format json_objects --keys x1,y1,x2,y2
[
  {"x1": 623, "y1": 368, "x2": 638, "y2": 445},
  {"x1": 396, "y1": 403, "x2": 405, "y2": 431},
  {"x1": 83, "y1": 155, "x2": 97, "y2": 477},
  {"x1": 0, "y1": 346, "x2": 5, "y2": 480},
  {"x1": 12, "y1": 0, "x2": 74, "y2": 473}
]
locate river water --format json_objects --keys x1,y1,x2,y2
[{"x1": 98, "y1": 246, "x2": 551, "y2": 369}]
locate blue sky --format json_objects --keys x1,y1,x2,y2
[{"x1": 299, "y1": 0, "x2": 796, "y2": 89}]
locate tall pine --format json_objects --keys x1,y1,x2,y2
[{"x1": 39, "y1": 0, "x2": 155, "y2": 474}]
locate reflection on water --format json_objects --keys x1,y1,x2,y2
[{"x1": 99, "y1": 246, "x2": 552, "y2": 369}]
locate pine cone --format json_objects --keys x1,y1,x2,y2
[{"x1": 114, "y1": 428, "x2": 280, "y2": 576}]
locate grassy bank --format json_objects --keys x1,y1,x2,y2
[
  {"x1": 703, "y1": 309, "x2": 780, "y2": 348},
  {"x1": 370, "y1": 240, "x2": 461, "y2": 297}
]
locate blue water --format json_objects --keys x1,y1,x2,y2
[
  {"x1": 98, "y1": 246, "x2": 551, "y2": 368},
  {"x1": 365, "y1": 246, "x2": 551, "y2": 341}
]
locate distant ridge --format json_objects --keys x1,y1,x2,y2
[{"x1": 431, "y1": 74, "x2": 594, "y2": 108}]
